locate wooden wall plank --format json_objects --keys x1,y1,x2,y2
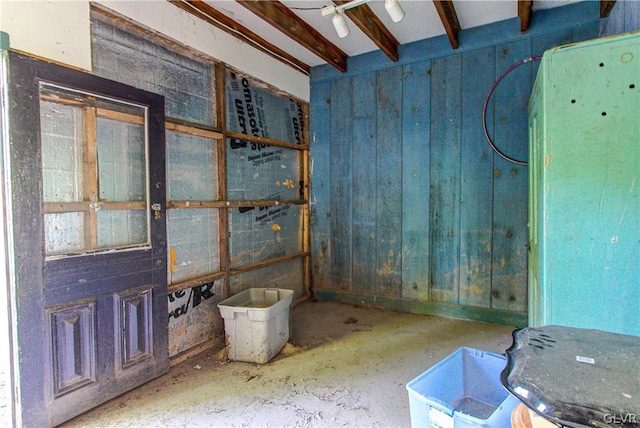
[
  {"x1": 429, "y1": 55, "x2": 462, "y2": 304},
  {"x1": 532, "y1": 30, "x2": 573, "y2": 60},
  {"x1": 308, "y1": 4, "x2": 601, "y2": 325},
  {"x1": 401, "y1": 60, "x2": 431, "y2": 300},
  {"x1": 375, "y1": 66, "x2": 403, "y2": 297},
  {"x1": 315, "y1": 289, "x2": 528, "y2": 327},
  {"x1": 458, "y1": 47, "x2": 496, "y2": 308},
  {"x1": 330, "y1": 77, "x2": 354, "y2": 292},
  {"x1": 309, "y1": 81, "x2": 332, "y2": 291},
  {"x1": 491, "y1": 39, "x2": 531, "y2": 312},
  {"x1": 623, "y1": 1, "x2": 640, "y2": 31},
  {"x1": 351, "y1": 73, "x2": 378, "y2": 294}
]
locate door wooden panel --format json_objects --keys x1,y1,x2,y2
[
  {"x1": 7, "y1": 52, "x2": 168, "y2": 427},
  {"x1": 47, "y1": 300, "x2": 97, "y2": 397},
  {"x1": 115, "y1": 286, "x2": 154, "y2": 370}
]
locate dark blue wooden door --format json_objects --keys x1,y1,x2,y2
[{"x1": 7, "y1": 52, "x2": 168, "y2": 427}]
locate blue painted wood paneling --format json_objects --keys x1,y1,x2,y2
[
  {"x1": 310, "y1": 82, "x2": 332, "y2": 290},
  {"x1": 401, "y1": 60, "x2": 431, "y2": 300},
  {"x1": 309, "y1": 2, "x2": 601, "y2": 325},
  {"x1": 600, "y1": 0, "x2": 640, "y2": 36},
  {"x1": 430, "y1": 55, "x2": 462, "y2": 304},
  {"x1": 352, "y1": 73, "x2": 378, "y2": 294},
  {"x1": 490, "y1": 38, "x2": 531, "y2": 312},
  {"x1": 375, "y1": 66, "x2": 403, "y2": 297},
  {"x1": 459, "y1": 46, "x2": 495, "y2": 308},
  {"x1": 329, "y1": 78, "x2": 353, "y2": 292}
]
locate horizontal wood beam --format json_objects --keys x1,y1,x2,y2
[
  {"x1": 167, "y1": 199, "x2": 307, "y2": 209},
  {"x1": 229, "y1": 251, "x2": 310, "y2": 276},
  {"x1": 168, "y1": 271, "x2": 226, "y2": 294},
  {"x1": 335, "y1": 1, "x2": 400, "y2": 62},
  {"x1": 432, "y1": 0, "x2": 461, "y2": 49},
  {"x1": 168, "y1": 0, "x2": 311, "y2": 75},
  {"x1": 44, "y1": 201, "x2": 145, "y2": 213},
  {"x1": 225, "y1": 131, "x2": 310, "y2": 151},
  {"x1": 165, "y1": 121, "x2": 223, "y2": 139},
  {"x1": 237, "y1": 0, "x2": 348, "y2": 73}
]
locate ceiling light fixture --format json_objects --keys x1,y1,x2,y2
[
  {"x1": 321, "y1": 0, "x2": 405, "y2": 38},
  {"x1": 384, "y1": 0, "x2": 405, "y2": 23},
  {"x1": 332, "y1": 11, "x2": 351, "y2": 38}
]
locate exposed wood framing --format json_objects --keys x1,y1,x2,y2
[
  {"x1": 236, "y1": 0, "x2": 349, "y2": 73},
  {"x1": 82, "y1": 107, "x2": 99, "y2": 249},
  {"x1": 167, "y1": 200, "x2": 308, "y2": 209},
  {"x1": 97, "y1": 108, "x2": 144, "y2": 125},
  {"x1": 335, "y1": 0, "x2": 400, "y2": 62},
  {"x1": 600, "y1": 0, "x2": 616, "y2": 17},
  {"x1": 165, "y1": 121, "x2": 223, "y2": 139},
  {"x1": 226, "y1": 130, "x2": 310, "y2": 151},
  {"x1": 432, "y1": 0, "x2": 461, "y2": 49},
  {"x1": 167, "y1": 271, "x2": 226, "y2": 294},
  {"x1": 45, "y1": 201, "x2": 146, "y2": 213},
  {"x1": 169, "y1": 338, "x2": 221, "y2": 366},
  {"x1": 518, "y1": 0, "x2": 533, "y2": 32},
  {"x1": 168, "y1": 0, "x2": 310, "y2": 75},
  {"x1": 301, "y1": 103, "x2": 312, "y2": 298},
  {"x1": 215, "y1": 62, "x2": 231, "y2": 300},
  {"x1": 229, "y1": 251, "x2": 310, "y2": 276}
]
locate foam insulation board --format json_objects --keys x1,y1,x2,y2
[
  {"x1": 229, "y1": 204, "x2": 302, "y2": 268},
  {"x1": 167, "y1": 130, "x2": 218, "y2": 201},
  {"x1": 230, "y1": 258, "x2": 304, "y2": 300},
  {"x1": 226, "y1": 70, "x2": 305, "y2": 145},
  {"x1": 168, "y1": 209, "x2": 220, "y2": 284},
  {"x1": 227, "y1": 141, "x2": 301, "y2": 201},
  {"x1": 168, "y1": 280, "x2": 224, "y2": 357},
  {"x1": 92, "y1": 16, "x2": 215, "y2": 126}
]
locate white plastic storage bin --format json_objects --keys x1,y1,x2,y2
[
  {"x1": 406, "y1": 347, "x2": 520, "y2": 428},
  {"x1": 218, "y1": 288, "x2": 294, "y2": 364}
]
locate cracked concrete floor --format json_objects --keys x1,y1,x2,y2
[{"x1": 61, "y1": 300, "x2": 516, "y2": 428}]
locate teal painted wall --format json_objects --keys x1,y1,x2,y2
[{"x1": 309, "y1": 2, "x2": 602, "y2": 326}]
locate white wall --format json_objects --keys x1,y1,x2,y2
[
  {"x1": 0, "y1": 1, "x2": 92, "y2": 70},
  {"x1": 0, "y1": 0, "x2": 309, "y2": 101}
]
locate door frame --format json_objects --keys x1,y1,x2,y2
[{"x1": 4, "y1": 51, "x2": 168, "y2": 427}]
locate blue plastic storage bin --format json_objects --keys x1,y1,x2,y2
[{"x1": 406, "y1": 347, "x2": 520, "y2": 428}]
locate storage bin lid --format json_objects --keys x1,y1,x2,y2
[{"x1": 501, "y1": 326, "x2": 640, "y2": 427}]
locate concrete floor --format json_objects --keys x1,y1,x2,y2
[{"x1": 61, "y1": 300, "x2": 517, "y2": 427}]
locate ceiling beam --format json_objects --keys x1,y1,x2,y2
[
  {"x1": 334, "y1": 1, "x2": 400, "y2": 62},
  {"x1": 237, "y1": 0, "x2": 349, "y2": 73},
  {"x1": 600, "y1": 0, "x2": 616, "y2": 17},
  {"x1": 518, "y1": 0, "x2": 533, "y2": 32},
  {"x1": 169, "y1": 0, "x2": 310, "y2": 75},
  {"x1": 432, "y1": 0, "x2": 460, "y2": 49}
]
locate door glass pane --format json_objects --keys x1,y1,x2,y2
[
  {"x1": 97, "y1": 117, "x2": 146, "y2": 202},
  {"x1": 40, "y1": 101, "x2": 84, "y2": 203},
  {"x1": 44, "y1": 213, "x2": 84, "y2": 255},
  {"x1": 97, "y1": 210, "x2": 148, "y2": 248},
  {"x1": 40, "y1": 84, "x2": 149, "y2": 256}
]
